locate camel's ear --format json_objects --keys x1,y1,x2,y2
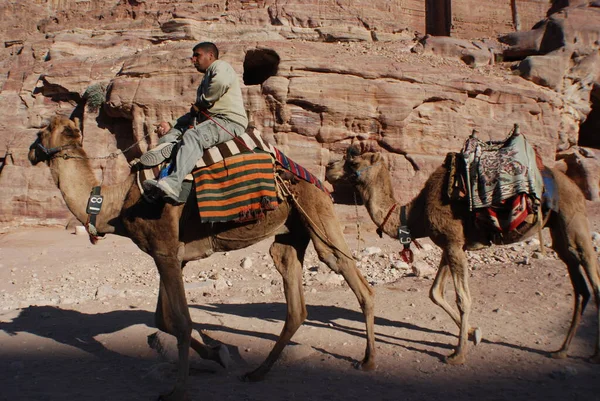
[
  {"x1": 347, "y1": 143, "x2": 361, "y2": 158},
  {"x1": 370, "y1": 153, "x2": 382, "y2": 164},
  {"x1": 64, "y1": 122, "x2": 81, "y2": 139}
]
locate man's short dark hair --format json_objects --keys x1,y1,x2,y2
[{"x1": 193, "y1": 42, "x2": 219, "y2": 59}]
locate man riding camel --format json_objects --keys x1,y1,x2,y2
[{"x1": 143, "y1": 41, "x2": 248, "y2": 204}]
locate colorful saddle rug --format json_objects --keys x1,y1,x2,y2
[
  {"x1": 272, "y1": 147, "x2": 329, "y2": 195},
  {"x1": 461, "y1": 128, "x2": 543, "y2": 211},
  {"x1": 192, "y1": 150, "x2": 278, "y2": 223},
  {"x1": 444, "y1": 126, "x2": 549, "y2": 234},
  {"x1": 475, "y1": 192, "x2": 534, "y2": 234}
]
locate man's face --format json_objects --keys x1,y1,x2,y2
[{"x1": 191, "y1": 49, "x2": 214, "y2": 73}]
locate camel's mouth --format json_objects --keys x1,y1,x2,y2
[
  {"x1": 28, "y1": 139, "x2": 45, "y2": 165},
  {"x1": 325, "y1": 158, "x2": 363, "y2": 205},
  {"x1": 325, "y1": 159, "x2": 347, "y2": 184}
]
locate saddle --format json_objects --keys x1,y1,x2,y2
[{"x1": 444, "y1": 125, "x2": 559, "y2": 241}]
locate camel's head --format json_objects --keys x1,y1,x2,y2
[
  {"x1": 325, "y1": 140, "x2": 383, "y2": 185},
  {"x1": 29, "y1": 116, "x2": 82, "y2": 165}
]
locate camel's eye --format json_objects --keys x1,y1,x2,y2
[
  {"x1": 347, "y1": 147, "x2": 360, "y2": 157},
  {"x1": 346, "y1": 160, "x2": 360, "y2": 172}
]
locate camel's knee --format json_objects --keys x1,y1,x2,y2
[
  {"x1": 269, "y1": 239, "x2": 306, "y2": 276},
  {"x1": 320, "y1": 253, "x2": 342, "y2": 273},
  {"x1": 288, "y1": 308, "x2": 308, "y2": 328},
  {"x1": 456, "y1": 297, "x2": 471, "y2": 314},
  {"x1": 577, "y1": 248, "x2": 600, "y2": 284},
  {"x1": 300, "y1": 307, "x2": 308, "y2": 322},
  {"x1": 154, "y1": 297, "x2": 193, "y2": 337},
  {"x1": 429, "y1": 279, "x2": 446, "y2": 306},
  {"x1": 155, "y1": 314, "x2": 192, "y2": 338}
]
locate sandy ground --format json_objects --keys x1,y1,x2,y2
[{"x1": 1, "y1": 204, "x2": 600, "y2": 401}]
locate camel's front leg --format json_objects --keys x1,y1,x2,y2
[
  {"x1": 307, "y1": 201, "x2": 376, "y2": 371},
  {"x1": 445, "y1": 248, "x2": 471, "y2": 365},
  {"x1": 430, "y1": 257, "x2": 482, "y2": 345},
  {"x1": 316, "y1": 244, "x2": 376, "y2": 370},
  {"x1": 549, "y1": 219, "x2": 597, "y2": 361},
  {"x1": 154, "y1": 255, "x2": 193, "y2": 401},
  {"x1": 242, "y1": 235, "x2": 309, "y2": 381}
]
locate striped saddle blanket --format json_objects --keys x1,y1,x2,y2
[{"x1": 192, "y1": 150, "x2": 278, "y2": 223}]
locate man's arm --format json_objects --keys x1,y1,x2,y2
[{"x1": 196, "y1": 62, "x2": 233, "y2": 109}]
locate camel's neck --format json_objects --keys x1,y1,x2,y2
[
  {"x1": 50, "y1": 154, "x2": 133, "y2": 235},
  {"x1": 355, "y1": 165, "x2": 425, "y2": 240}
]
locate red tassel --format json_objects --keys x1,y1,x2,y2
[{"x1": 400, "y1": 248, "x2": 414, "y2": 264}]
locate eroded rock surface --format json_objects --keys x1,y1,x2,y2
[{"x1": 1, "y1": 1, "x2": 599, "y2": 227}]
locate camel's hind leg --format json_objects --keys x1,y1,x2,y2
[
  {"x1": 444, "y1": 246, "x2": 472, "y2": 365},
  {"x1": 549, "y1": 213, "x2": 600, "y2": 362},
  {"x1": 242, "y1": 232, "x2": 310, "y2": 381},
  {"x1": 307, "y1": 214, "x2": 376, "y2": 371},
  {"x1": 156, "y1": 272, "x2": 230, "y2": 372},
  {"x1": 430, "y1": 255, "x2": 481, "y2": 345},
  {"x1": 153, "y1": 254, "x2": 193, "y2": 401}
]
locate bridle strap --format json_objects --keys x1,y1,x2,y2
[
  {"x1": 35, "y1": 140, "x2": 79, "y2": 160},
  {"x1": 85, "y1": 186, "x2": 104, "y2": 245},
  {"x1": 399, "y1": 205, "x2": 422, "y2": 250},
  {"x1": 376, "y1": 203, "x2": 397, "y2": 238},
  {"x1": 354, "y1": 162, "x2": 378, "y2": 179}
]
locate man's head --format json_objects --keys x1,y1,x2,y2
[{"x1": 191, "y1": 42, "x2": 219, "y2": 73}]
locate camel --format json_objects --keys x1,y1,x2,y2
[
  {"x1": 28, "y1": 115, "x2": 376, "y2": 401},
  {"x1": 325, "y1": 140, "x2": 600, "y2": 365}
]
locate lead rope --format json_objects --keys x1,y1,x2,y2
[
  {"x1": 198, "y1": 109, "x2": 254, "y2": 154},
  {"x1": 275, "y1": 175, "x2": 356, "y2": 261},
  {"x1": 354, "y1": 191, "x2": 364, "y2": 256}
]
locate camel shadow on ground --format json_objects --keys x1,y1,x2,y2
[
  {"x1": 190, "y1": 301, "x2": 563, "y2": 363},
  {"x1": 0, "y1": 305, "x2": 154, "y2": 359},
  {"x1": 1, "y1": 302, "x2": 593, "y2": 368},
  {"x1": 2, "y1": 301, "x2": 598, "y2": 401}
]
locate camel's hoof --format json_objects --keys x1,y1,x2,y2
[
  {"x1": 240, "y1": 370, "x2": 266, "y2": 382},
  {"x1": 468, "y1": 327, "x2": 482, "y2": 346},
  {"x1": 353, "y1": 359, "x2": 376, "y2": 371},
  {"x1": 157, "y1": 389, "x2": 188, "y2": 401},
  {"x1": 550, "y1": 350, "x2": 568, "y2": 360},
  {"x1": 215, "y1": 344, "x2": 231, "y2": 369},
  {"x1": 444, "y1": 352, "x2": 466, "y2": 365}
]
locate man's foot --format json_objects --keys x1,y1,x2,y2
[
  {"x1": 139, "y1": 142, "x2": 175, "y2": 167},
  {"x1": 142, "y1": 179, "x2": 184, "y2": 205}
]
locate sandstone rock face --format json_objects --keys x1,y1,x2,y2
[
  {"x1": 555, "y1": 146, "x2": 600, "y2": 201},
  {"x1": 449, "y1": 0, "x2": 551, "y2": 39},
  {"x1": 502, "y1": 3, "x2": 600, "y2": 154},
  {"x1": 0, "y1": 0, "x2": 598, "y2": 228}
]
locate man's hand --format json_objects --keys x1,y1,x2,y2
[{"x1": 155, "y1": 121, "x2": 171, "y2": 137}]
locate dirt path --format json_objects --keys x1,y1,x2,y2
[{"x1": 1, "y1": 205, "x2": 600, "y2": 401}]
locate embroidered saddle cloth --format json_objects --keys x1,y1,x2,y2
[
  {"x1": 444, "y1": 127, "x2": 549, "y2": 235},
  {"x1": 461, "y1": 128, "x2": 543, "y2": 211}
]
